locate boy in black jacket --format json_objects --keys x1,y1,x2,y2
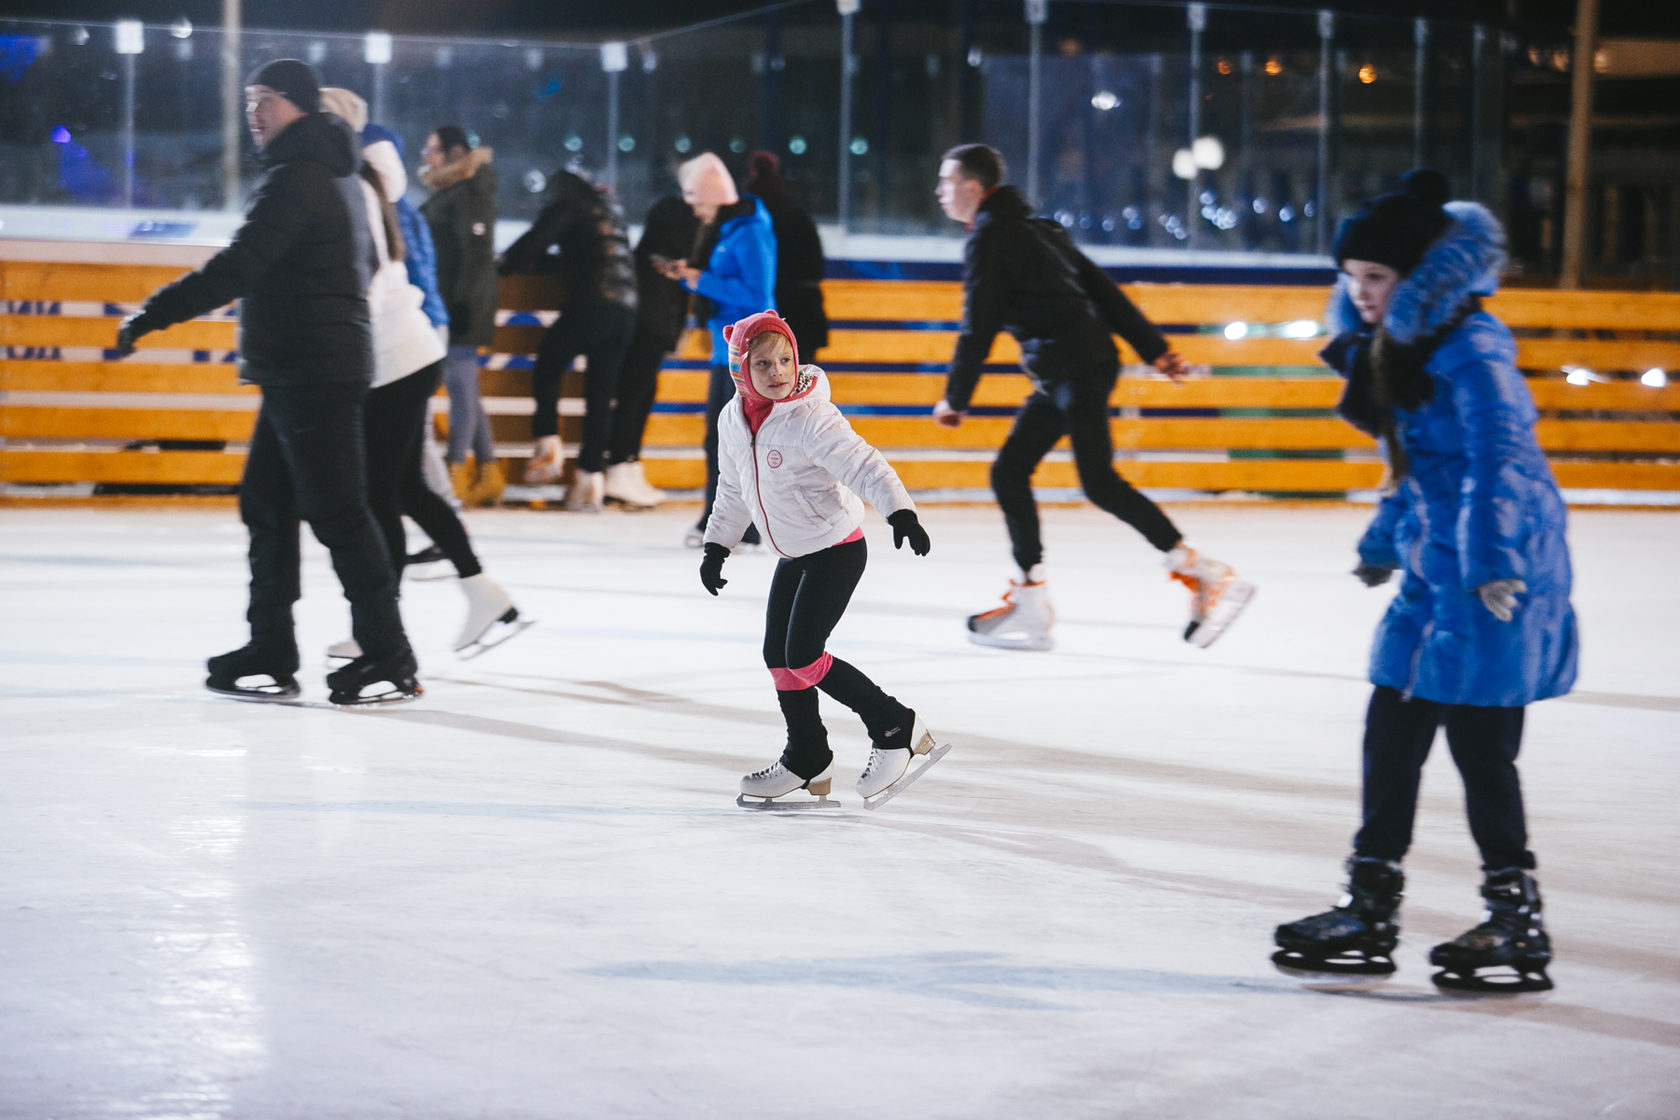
[{"x1": 932, "y1": 143, "x2": 1252, "y2": 650}]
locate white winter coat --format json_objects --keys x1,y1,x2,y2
[
  {"x1": 354, "y1": 162, "x2": 445, "y2": 388},
  {"x1": 705, "y1": 365, "x2": 914, "y2": 559}
]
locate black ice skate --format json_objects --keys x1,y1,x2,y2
[
  {"x1": 205, "y1": 641, "x2": 301, "y2": 702},
  {"x1": 1429, "y1": 868, "x2": 1554, "y2": 994},
  {"x1": 1273, "y1": 857, "x2": 1404, "y2": 976},
  {"x1": 325, "y1": 650, "x2": 422, "y2": 706}
]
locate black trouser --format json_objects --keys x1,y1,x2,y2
[
  {"x1": 531, "y1": 300, "x2": 635, "y2": 474},
  {"x1": 365, "y1": 362, "x2": 482, "y2": 581},
  {"x1": 1354, "y1": 685, "x2": 1535, "y2": 871},
  {"x1": 993, "y1": 372, "x2": 1182, "y2": 572},
  {"x1": 240, "y1": 381, "x2": 409, "y2": 658},
  {"x1": 606, "y1": 327, "x2": 669, "y2": 465},
  {"x1": 698, "y1": 361, "x2": 760, "y2": 542},
  {"x1": 764, "y1": 538, "x2": 913, "y2": 779}
]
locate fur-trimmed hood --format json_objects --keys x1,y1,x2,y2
[
  {"x1": 420, "y1": 145, "x2": 494, "y2": 193},
  {"x1": 1327, "y1": 200, "x2": 1506, "y2": 345}
]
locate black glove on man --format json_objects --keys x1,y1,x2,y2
[
  {"x1": 887, "y1": 509, "x2": 931, "y2": 557},
  {"x1": 1352, "y1": 562, "x2": 1394, "y2": 587},
  {"x1": 699, "y1": 542, "x2": 730, "y2": 595},
  {"x1": 115, "y1": 310, "x2": 158, "y2": 357}
]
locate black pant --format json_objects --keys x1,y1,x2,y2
[
  {"x1": 606, "y1": 327, "x2": 668, "y2": 465},
  {"x1": 764, "y1": 538, "x2": 913, "y2": 778},
  {"x1": 698, "y1": 362, "x2": 760, "y2": 542},
  {"x1": 531, "y1": 300, "x2": 635, "y2": 473},
  {"x1": 241, "y1": 381, "x2": 409, "y2": 658},
  {"x1": 1354, "y1": 685, "x2": 1535, "y2": 871},
  {"x1": 365, "y1": 363, "x2": 482, "y2": 580},
  {"x1": 993, "y1": 373, "x2": 1182, "y2": 572}
]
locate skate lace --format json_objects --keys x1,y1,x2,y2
[{"x1": 747, "y1": 762, "x2": 786, "y2": 781}]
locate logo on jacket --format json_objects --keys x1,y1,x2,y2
[{"x1": 766, "y1": 449, "x2": 783, "y2": 468}]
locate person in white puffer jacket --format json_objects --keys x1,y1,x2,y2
[
  {"x1": 318, "y1": 87, "x2": 525, "y2": 659},
  {"x1": 701, "y1": 311, "x2": 944, "y2": 807}
]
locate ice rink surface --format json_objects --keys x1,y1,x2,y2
[{"x1": 2, "y1": 500, "x2": 1676, "y2": 1120}]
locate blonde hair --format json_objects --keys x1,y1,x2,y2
[{"x1": 747, "y1": 331, "x2": 793, "y2": 363}]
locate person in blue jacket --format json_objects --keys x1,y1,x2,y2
[
  {"x1": 653, "y1": 151, "x2": 776, "y2": 547},
  {"x1": 1273, "y1": 170, "x2": 1578, "y2": 994}
]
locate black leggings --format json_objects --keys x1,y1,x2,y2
[
  {"x1": 993, "y1": 374, "x2": 1181, "y2": 571},
  {"x1": 531, "y1": 300, "x2": 635, "y2": 474},
  {"x1": 1354, "y1": 685, "x2": 1534, "y2": 871},
  {"x1": 764, "y1": 537, "x2": 914, "y2": 778},
  {"x1": 606, "y1": 327, "x2": 668, "y2": 465},
  {"x1": 365, "y1": 363, "x2": 482, "y2": 580}
]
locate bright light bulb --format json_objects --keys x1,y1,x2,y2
[
  {"x1": 1642, "y1": 367, "x2": 1667, "y2": 387},
  {"x1": 1223, "y1": 322, "x2": 1249, "y2": 340},
  {"x1": 1565, "y1": 367, "x2": 1591, "y2": 386},
  {"x1": 1284, "y1": 319, "x2": 1320, "y2": 339}
]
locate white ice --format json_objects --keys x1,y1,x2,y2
[{"x1": 2, "y1": 501, "x2": 1676, "y2": 1119}]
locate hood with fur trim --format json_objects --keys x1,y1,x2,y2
[
  {"x1": 420, "y1": 145, "x2": 494, "y2": 193},
  {"x1": 1326, "y1": 200, "x2": 1506, "y2": 345},
  {"x1": 361, "y1": 136, "x2": 407, "y2": 202}
]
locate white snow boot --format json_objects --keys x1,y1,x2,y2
[
  {"x1": 1165, "y1": 545, "x2": 1255, "y2": 648},
  {"x1": 603, "y1": 460, "x2": 664, "y2": 508},
  {"x1": 737, "y1": 760, "x2": 838, "y2": 809},
  {"x1": 966, "y1": 566, "x2": 1054, "y2": 650},
  {"x1": 565, "y1": 469, "x2": 604, "y2": 513},
  {"x1": 524, "y1": 435, "x2": 566, "y2": 485},
  {"x1": 454, "y1": 573, "x2": 530, "y2": 657}
]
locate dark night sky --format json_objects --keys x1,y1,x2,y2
[{"x1": 5, "y1": 1, "x2": 1667, "y2": 37}]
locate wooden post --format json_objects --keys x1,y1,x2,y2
[{"x1": 1559, "y1": 0, "x2": 1600, "y2": 289}]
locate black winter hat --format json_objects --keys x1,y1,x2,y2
[
  {"x1": 245, "y1": 59, "x2": 322, "y2": 115},
  {"x1": 1333, "y1": 168, "x2": 1452, "y2": 276}
]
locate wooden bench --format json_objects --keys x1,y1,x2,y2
[{"x1": 5, "y1": 256, "x2": 1678, "y2": 498}]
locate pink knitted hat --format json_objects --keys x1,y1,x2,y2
[
  {"x1": 723, "y1": 311, "x2": 799, "y2": 400},
  {"x1": 679, "y1": 152, "x2": 739, "y2": 207}
]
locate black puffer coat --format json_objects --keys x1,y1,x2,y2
[
  {"x1": 420, "y1": 147, "x2": 500, "y2": 347},
  {"x1": 499, "y1": 169, "x2": 636, "y2": 313},
  {"x1": 138, "y1": 112, "x2": 373, "y2": 386},
  {"x1": 944, "y1": 186, "x2": 1166, "y2": 411},
  {"x1": 632, "y1": 195, "x2": 700, "y2": 351}
]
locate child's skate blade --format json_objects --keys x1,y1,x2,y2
[
  {"x1": 1270, "y1": 948, "x2": 1397, "y2": 977},
  {"x1": 735, "y1": 793, "x2": 841, "y2": 811},
  {"x1": 456, "y1": 614, "x2": 536, "y2": 660},
  {"x1": 1187, "y1": 579, "x2": 1255, "y2": 648},
  {"x1": 862, "y1": 741, "x2": 952, "y2": 810},
  {"x1": 1430, "y1": 966, "x2": 1553, "y2": 994},
  {"x1": 965, "y1": 629, "x2": 1054, "y2": 651}
]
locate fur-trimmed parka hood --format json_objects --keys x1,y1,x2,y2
[
  {"x1": 1327, "y1": 200, "x2": 1506, "y2": 345},
  {"x1": 420, "y1": 145, "x2": 495, "y2": 194}
]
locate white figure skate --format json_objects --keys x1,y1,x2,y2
[
  {"x1": 966, "y1": 567, "x2": 1054, "y2": 651},
  {"x1": 324, "y1": 638, "x2": 361, "y2": 662},
  {"x1": 523, "y1": 435, "x2": 566, "y2": 485},
  {"x1": 455, "y1": 573, "x2": 533, "y2": 658},
  {"x1": 857, "y1": 716, "x2": 951, "y2": 810},
  {"x1": 603, "y1": 460, "x2": 664, "y2": 508},
  {"x1": 736, "y1": 760, "x2": 840, "y2": 810},
  {"x1": 565, "y1": 469, "x2": 605, "y2": 513},
  {"x1": 1166, "y1": 545, "x2": 1255, "y2": 648}
]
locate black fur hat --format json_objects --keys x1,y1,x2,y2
[{"x1": 1333, "y1": 169, "x2": 1452, "y2": 276}]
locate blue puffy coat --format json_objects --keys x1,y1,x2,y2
[
  {"x1": 1325, "y1": 202, "x2": 1578, "y2": 707},
  {"x1": 690, "y1": 195, "x2": 777, "y2": 365}
]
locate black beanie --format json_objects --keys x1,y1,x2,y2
[
  {"x1": 434, "y1": 125, "x2": 472, "y2": 154},
  {"x1": 1333, "y1": 168, "x2": 1452, "y2": 276},
  {"x1": 245, "y1": 59, "x2": 322, "y2": 115}
]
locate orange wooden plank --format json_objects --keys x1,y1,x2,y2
[
  {"x1": 0, "y1": 260, "x2": 209, "y2": 304},
  {"x1": 2, "y1": 316, "x2": 236, "y2": 350},
  {"x1": 0, "y1": 449, "x2": 246, "y2": 484},
  {"x1": 1, "y1": 407, "x2": 256, "y2": 441},
  {"x1": 1, "y1": 360, "x2": 249, "y2": 394}
]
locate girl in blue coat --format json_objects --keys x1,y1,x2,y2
[{"x1": 1274, "y1": 171, "x2": 1578, "y2": 993}]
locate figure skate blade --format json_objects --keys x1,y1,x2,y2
[{"x1": 862, "y1": 741, "x2": 952, "y2": 810}]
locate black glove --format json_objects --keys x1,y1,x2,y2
[
  {"x1": 1353, "y1": 562, "x2": 1394, "y2": 587},
  {"x1": 699, "y1": 542, "x2": 730, "y2": 596},
  {"x1": 887, "y1": 509, "x2": 930, "y2": 557},
  {"x1": 115, "y1": 310, "x2": 156, "y2": 357}
]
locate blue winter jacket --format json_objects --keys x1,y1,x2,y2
[
  {"x1": 1324, "y1": 201, "x2": 1578, "y2": 707},
  {"x1": 398, "y1": 198, "x2": 448, "y2": 328},
  {"x1": 689, "y1": 195, "x2": 777, "y2": 366}
]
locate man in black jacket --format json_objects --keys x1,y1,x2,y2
[
  {"x1": 498, "y1": 168, "x2": 638, "y2": 511},
  {"x1": 932, "y1": 143, "x2": 1252, "y2": 650},
  {"x1": 117, "y1": 58, "x2": 419, "y2": 704}
]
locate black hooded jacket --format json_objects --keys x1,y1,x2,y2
[
  {"x1": 139, "y1": 112, "x2": 373, "y2": 386},
  {"x1": 944, "y1": 186, "x2": 1167, "y2": 411},
  {"x1": 632, "y1": 195, "x2": 701, "y2": 351},
  {"x1": 499, "y1": 169, "x2": 637, "y2": 313}
]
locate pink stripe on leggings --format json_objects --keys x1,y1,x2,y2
[{"x1": 770, "y1": 652, "x2": 833, "y2": 690}]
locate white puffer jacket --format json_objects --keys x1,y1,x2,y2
[
  {"x1": 705, "y1": 365, "x2": 914, "y2": 558},
  {"x1": 354, "y1": 166, "x2": 446, "y2": 388}
]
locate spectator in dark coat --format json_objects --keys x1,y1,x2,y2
[
  {"x1": 744, "y1": 150, "x2": 829, "y2": 361},
  {"x1": 420, "y1": 125, "x2": 502, "y2": 506},
  {"x1": 499, "y1": 168, "x2": 637, "y2": 511},
  {"x1": 600, "y1": 193, "x2": 700, "y2": 509},
  {"x1": 116, "y1": 58, "x2": 418, "y2": 705}
]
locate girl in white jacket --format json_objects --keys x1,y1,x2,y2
[{"x1": 700, "y1": 311, "x2": 940, "y2": 806}]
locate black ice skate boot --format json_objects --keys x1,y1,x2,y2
[
  {"x1": 1272, "y1": 856, "x2": 1404, "y2": 976},
  {"x1": 325, "y1": 648, "x2": 422, "y2": 706},
  {"x1": 1429, "y1": 868, "x2": 1553, "y2": 993},
  {"x1": 206, "y1": 639, "x2": 301, "y2": 702}
]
